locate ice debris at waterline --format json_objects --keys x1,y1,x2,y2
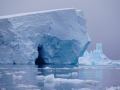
[
  {"x1": 35, "y1": 74, "x2": 98, "y2": 87},
  {"x1": 78, "y1": 43, "x2": 120, "y2": 65},
  {"x1": 0, "y1": 8, "x2": 90, "y2": 64}
]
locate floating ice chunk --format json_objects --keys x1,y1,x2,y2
[
  {"x1": 36, "y1": 75, "x2": 44, "y2": 81},
  {"x1": 16, "y1": 84, "x2": 38, "y2": 89},
  {"x1": 55, "y1": 78, "x2": 98, "y2": 85},
  {"x1": 71, "y1": 72, "x2": 78, "y2": 78},
  {"x1": 6, "y1": 72, "x2": 12, "y2": 75},
  {"x1": 44, "y1": 67, "x2": 50, "y2": 69},
  {"x1": 12, "y1": 74, "x2": 23, "y2": 80},
  {"x1": 44, "y1": 74, "x2": 54, "y2": 87},
  {"x1": 44, "y1": 74, "x2": 54, "y2": 83},
  {"x1": 13, "y1": 71, "x2": 26, "y2": 74},
  {"x1": 36, "y1": 74, "x2": 98, "y2": 87}
]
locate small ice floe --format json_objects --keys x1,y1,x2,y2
[
  {"x1": 12, "y1": 74, "x2": 23, "y2": 80},
  {"x1": 13, "y1": 71, "x2": 26, "y2": 74},
  {"x1": 55, "y1": 78, "x2": 98, "y2": 85},
  {"x1": 5, "y1": 71, "x2": 13, "y2": 75},
  {"x1": 6, "y1": 72, "x2": 13, "y2": 75},
  {"x1": 36, "y1": 74, "x2": 98, "y2": 87},
  {"x1": 72, "y1": 88, "x2": 93, "y2": 90},
  {"x1": 16, "y1": 84, "x2": 39, "y2": 89},
  {"x1": 71, "y1": 72, "x2": 78, "y2": 78},
  {"x1": 56, "y1": 73, "x2": 71, "y2": 78},
  {"x1": 106, "y1": 86, "x2": 120, "y2": 90},
  {"x1": 44, "y1": 74, "x2": 98, "y2": 85},
  {"x1": 36, "y1": 75, "x2": 44, "y2": 81},
  {"x1": 44, "y1": 67, "x2": 50, "y2": 69},
  {"x1": 44, "y1": 74, "x2": 54, "y2": 87}
]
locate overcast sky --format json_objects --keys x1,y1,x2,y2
[{"x1": 0, "y1": 0, "x2": 120, "y2": 60}]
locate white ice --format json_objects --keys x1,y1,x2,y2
[
  {"x1": 36, "y1": 74, "x2": 98, "y2": 87},
  {"x1": 0, "y1": 8, "x2": 90, "y2": 64},
  {"x1": 12, "y1": 74, "x2": 23, "y2": 80},
  {"x1": 16, "y1": 84, "x2": 39, "y2": 90},
  {"x1": 78, "y1": 43, "x2": 120, "y2": 65}
]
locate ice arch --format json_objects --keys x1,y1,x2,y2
[{"x1": 0, "y1": 8, "x2": 90, "y2": 64}]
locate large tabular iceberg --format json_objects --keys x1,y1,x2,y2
[
  {"x1": 0, "y1": 8, "x2": 90, "y2": 64},
  {"x1": 78, "y1": 43, "x2": 120, "y2": 65}
]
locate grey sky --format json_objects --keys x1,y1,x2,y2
[{"x1": 0, "y1": 0, "x2": 120, "y2": 60}]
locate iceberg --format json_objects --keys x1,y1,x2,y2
[
  {"x1": 0, "y1": 8, "x2": 90, "y2": 64},
  {"x1": 78, "y1": 43, "x2": 120, "y2": 65}
]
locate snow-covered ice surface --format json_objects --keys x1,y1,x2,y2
[
  {"x1": 78, "y1": 43, "x2": 120, "y2": 65},
  {"x1": 0, "y1": 8, "x2": 90, "y2": 64},
  {"x1": 0, "y1": 65, "x2": 120, "y2": 90}
]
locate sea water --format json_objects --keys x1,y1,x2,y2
[{"x1": 0, "y1": 65, "x2": 120, "y2": 90}]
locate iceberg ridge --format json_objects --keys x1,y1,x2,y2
[
  {"x1": 78, "y1": 43, "x2": 120, "y2": 65},
  {"x1": 0, "y1": 8, "x2": 90, "y2": 64}
]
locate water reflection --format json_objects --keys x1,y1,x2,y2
[{"x1": 0, "y1": 65, "x2": 120, "y2": 90}]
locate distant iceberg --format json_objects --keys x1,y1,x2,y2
[
  {"x1": 78, "y1": 43, "x2": 120, "y2": 65},
  {"x1": 0, "y1": 8, "x2": 90, "y2": 64}
]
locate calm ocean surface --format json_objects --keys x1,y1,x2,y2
[{"x1": 0, "y1": 65, "x2": 120, "y2": 90}]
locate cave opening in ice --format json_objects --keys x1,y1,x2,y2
[{"x1": 35, "y1": 45, "x2": 46, "y2": 65}]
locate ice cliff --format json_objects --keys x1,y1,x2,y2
[
  {"x1": 0, "y1": 8, "x2": 90, "y2": 64},
  {"x1": 78, "y1": 43, "x2": 120, "y2": 65}
]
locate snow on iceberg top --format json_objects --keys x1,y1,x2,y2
[{"x1": 0, "y1": 8, "x2": 82, "y2": 19}]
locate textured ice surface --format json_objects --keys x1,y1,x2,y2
[
  {"x1": 36, "y1": 74, "x2": 98, "y2": 85},
  {"x1": 78, "y1": 43, "x2": 120, "y2": 65},
  {"x1": 12, "y1": 74, "x2": 23, "y2": 80},
  {"x1": 16, "y1": 84, "x2": 39, "y2": 89},
  {"x1": 0, "y1": 8, "x2": 90, "y2": 64}
]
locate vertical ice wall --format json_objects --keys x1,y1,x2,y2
[{"x1": 0, "y1": 8, "x2": 90, "y2": 64}]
